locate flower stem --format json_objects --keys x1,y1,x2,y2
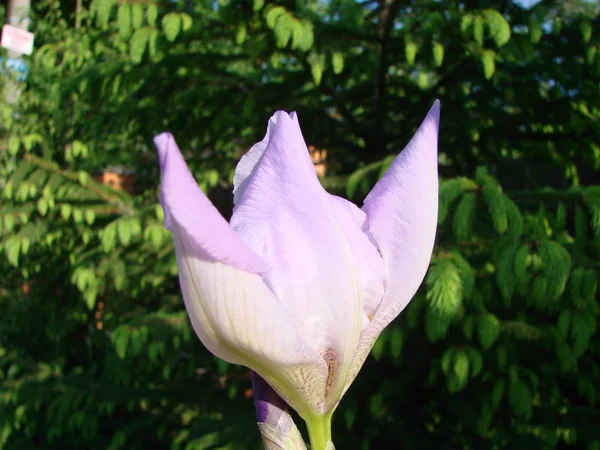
[{"x1": 305, "y1": 413, "x2": 332, "y2": 450}]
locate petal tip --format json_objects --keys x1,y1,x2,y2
[
  {"x1": 154, "y1": 132, "x2": 174, "y2": 166},
  {"x1": 427, "y1": 100, "x2": 441, "y2": 128},
  {"x1": 270, "y1": 110, "x2": 295, "y2": 125},
  {"x1": 270, "y1": 111, "x2": 284, "y2": 124}
]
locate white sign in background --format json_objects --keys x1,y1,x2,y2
[{"x1": 1, "y1": 24, "x2": 34, "y2": 55}]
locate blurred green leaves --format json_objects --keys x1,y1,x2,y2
[{"x1": 1, "y1": 0, "x2": 600, "y2": 449}]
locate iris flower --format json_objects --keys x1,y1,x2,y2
[{"x1": 154, "y1": 101, "x2": 440, "y2": 449}]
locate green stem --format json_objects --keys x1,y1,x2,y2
[{"x1": 305, "y1": 413, "x2": 333, "y2": 450}]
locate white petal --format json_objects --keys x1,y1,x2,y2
[
  {"x1": 172, "y1": 224, "x2": 329, "y2": 416},
  {"x1": 345, "y1": 101, "x2": 440, "y2": 392},
  {"x1": 230, "y1": 112, "x2": 364, "y2": 411}
]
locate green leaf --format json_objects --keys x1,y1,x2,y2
[
  {"x1": 148, "y1": 28, "x2": 158, "y2": 60},
  {"x1": 405, "y1": 37, "x2": 417, "y2": 66},
  {"x1": 60, "y1": 204, "x2": 72, "y2": 220},
  {"x1": 203, "y1": 170, "x2": 219, "y2": 189},
  {"x1": 587, "y1": 46, "x2": 597, "y2": 65},
  {"x1": 118, "y1": 220, "x2": 132, "y2": 246},
  {"x1": 478, "y1": 313, "x2": 501, "y2": 350},
  {"x1": 426, "y1": 258, "x2": 463, "y2": 316},
  {"x1": 432, "y1": 41, "x2": 444, "y2": 67},
  {"x1": 113, "y1": 328, "x2": 129, "y2": 359},
  {"x1": 308, "y1": 53, "x2": 325, "y2": 85},
  {"x1": 513, "y1": 245, "x2": 529, "y2": 284},
  {"x1": 474, "y1": 16, "x2": 484, "y2": 45},
  {"x1": 461, "y1": 14, "x2": 473, "y2": 34},
  {"x1": 5, "y1": 239, "x2": 20, "y2": 267},
  {"x1": 274, "y1": 14, "x2": 293, "y2": 48},
  {"x1": 438, "y1": 177, "x2": 475, "y2": 224},
  {"x1": 117, "y1": 4, "x2": 131, "y2": 38},
  {"x1": 21, "y1": 237, "x2": 30, "y2": 255},
  {"x1": 441, "y1": 347, "x2": 455, "y2": 374},
  {"x1": 571, "y1": 310, "x2": 595, "y2": 356},
  {"x1": 290, "y1": 19, "x2": 309, "y2": 51},
  {"x1": 417, "y1": 72, "x2": 428, "y2": 90},
  {"x1": 180, "y1": 13, "x2": 192, "y2": 31},
  {"x1": 452, "y1": 350, "x2": 470, "y2": 390},
  {"x1": 295, "y1": 20, "x2": 314, "y2": 52},
  {"x1": 73, "y1": 208, "x2": 83, "y2": 223},
  {"x1": 495, "y1": 244, "x2": 519, "y2": 300},
  {"x1": 37, "y1": 198, "x2": 48, "y2": 216},
  {"x1": 130, "y1": 28, "x2": 150, "y2": 63},
  {"x1": 21, "y1": 133, "x2": 42, "y2": 151},
  {"x1": 85, "y1": 209, "x2": 95, "y2": 225},
  {"x1": 131, "y1": 4, "x2": 144, "y2": 29},
  {"x1": 162, "y1": 13, "x2": 181, "y2": 42},
  {"x1": 265, "y1": 6, "x2": 286, "y2": 29},
  {"x1": 346, "y1": 158, "x2": 390, "y2": 198},
  {"x1": 453, "y1": 192, "x2": 476, "y2": 241},
  {"x1": 483, "y1": 184, "x2": 507, "y2": 234},
  {"x1": 254, "y1": 0, "x2": 265, "y2": 12},
  {"x1": 450, "y1": 252, "x2": 475, "y2": 299},
  {"x1": 483, "y1": 10, "x2": 511, "y2": 46},
  {"x1": 481, "y1": 50, "x2": 496, "y2": 80},
  {"x1": 235, "y1": 23, "x2": 247, "y2": 45},
  {"x1": 96, "y1": 0, "x2": 116, "y2": 29},
  {"x1": 112, "y1": 260, "x2": 127, "y2": 291},
  {"x1": 466, "y1": 347, "x2": 483, "y2": 377},
  {"x1": 585, "y1": 195, "x2": 600, "y2": 236},
  {"x1": 530, "y1": 17, "x2": 542, "y2": 43},
  {"x1": 146, "y1": 4, "x2": 158, "y2": 26},
  {"x1": 581, "y1": 21, "x2": 593, "y2": 43},
  {"x1": 84, "y1": 288, "x2": 97, "y2": 310},
  {"x1": 425, "y1": 308, "x2": 451, "y2": 342},
  {"x1": 504, "y1": 197, "x2": 523, "y2": 240},
  {"x1": 530, "y1": 276, "x2": 548, "y2": 307},
  {"x1": 540, "y1": 240, "x2": 571, "y2": 300},
  {"x1": 8, "y1": 136, "x2": 20, "y2": 156},
  {"x1": 332, "y1": 52, "x2": 344, "y2": 75},
  {"x1": 72, "y1": 140, "x2": 88, "y2": 158},
  {"x1": 509, "y1": 379, "x2": 532, "y2": 418},
  {"x1": 102, "y1": 223, "x2": 117, "y2": 252}
]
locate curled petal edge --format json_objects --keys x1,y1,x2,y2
[{"x1": 344, "y1": 101, "x2": 440, "y2": 392}]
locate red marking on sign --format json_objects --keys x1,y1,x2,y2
[{"x1": 1, "y1": 24, "x2": 34, "y2": 55}]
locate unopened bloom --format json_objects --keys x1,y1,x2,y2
[
  {"x1": 252, "y1": 373, "x2": 307, "y2": 450},
  {"x1": 154, "y1": 101, "x2": 439, "y2": 447}
]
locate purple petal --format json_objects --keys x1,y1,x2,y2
[
  {"x1": 230, "y1": 112, "x2": 363, "y2": 410},
  {"x1": 346, "y1": 101, "x2": 440, "y2": 388},
  {"x1": 252, "y1": 372, "x2": 290, "y2": 429},
  {"x1": 252, "y1": 373, "x2": 308, "y2": 449},
  {"x1": 329, "y1": 196, "x2": 385, "y2": 323},
  {"x1": 233, "y1": 113, "x2": 280, "y2": 205},
  {"x1": 155, "y1": 133, "x2": 329, "y2": 415},
  {"x1": 155, "y1": 132, "x2": 267, "y2": 273}
]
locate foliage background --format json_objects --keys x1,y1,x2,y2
[{"x1": 1, "y1": 0, "x2": 599, "y2": 448}]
